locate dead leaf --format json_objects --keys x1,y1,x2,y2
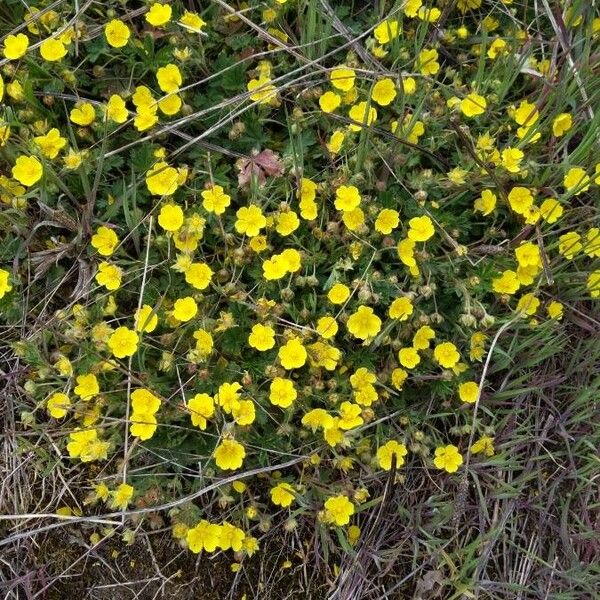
[{"x1": 237, "y1": 149, "x2": 284, "y2": 188}]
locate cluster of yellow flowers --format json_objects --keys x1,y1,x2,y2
[{"x1": 1, "y1": 0, "x2": 598, "y2": 565}]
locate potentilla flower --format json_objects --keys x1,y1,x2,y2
[
  {"x1": 269, "y1": 377, "x2": 297, "y2": 408},
  {"x1": 158, "y1": 203, "x2": 184, "y2": 232},
  {"x1": 146, "y1": 161, "x2": 179, "y2": 196},
  {"x1": 186, "y1": 520, "x2": 222, "y2": 553},
  {"x1": 70, "y1": 102, "x2": 96, "y2": 126},
  {"x1": 47, "y1": 392, "x2": 71, "y2": 418},
  {"x1": 318, "y1": 91, "x2": 341, "y2": 113},
  {"x1": 173, "y1": 296, "x2": 198, "y2": 322},
  {"x1": 108, "y1": 326, "x2": 139, "y2": 358},
  {"x1": 407, "y1": 215, "x2": 434, "y2": 241},
  {"x1": 460, "y1": 92, "x2": 487, "y2": 117},
  {"x1": 40, "y1": 38, "x2": 67, "y2": 61},
  {"x1": 458, "y1": 381, "x2": 479, "y2": 403},
  {"x1": 12, "y1": 155, "x2": 43, "y2": 187},
  {"x1": 347, "y1": 306, "x2": 381, "y2": 341},
  {"x1": 278, "y1": 338, "x2": 307, "y2": 369},
  {"x1": 3, "y1": 33, "x2": 29, "y2": 60},
  {"x1": 105, "y1": 19, "x2": 131, "y2": 48},
  {"x1": 110, "y1": 483, "x2": 134, "y2": 510},
  {"x1": 106, "y1": 95, "x2": 128, "y2": 123},
  {"x1": 91, "y1": 226, "x2": 118, "y2": 256},
  {"x1": 377, "y1": 440, "x2": 408, "y2": 470},
  {"x1": 146, "y1": 3, "x2": 172, "y2": 27},
  {"x1": 552, "y1": 113, "x2": 572, "y2": 137},
  {"x1": 188, "y1": 393, "x2": 214, "y2": 430},
  {"x1": 433, "y1": 445, "x2": 463, "y2": 473},
  {"x1": 214, "y1": 439, "x2": 246, "y2": 470},
  {"x1": 433, "y1": 342, "x2": 461, "y2": 369},
  {"x1": 95, "y1": 262, "x2": 122, "y2": 291},
  {"x1": 492, "y1": 270, "x2": 521, "y2": 295},
  {"x1": 270, "y1": 482, "x2": 295, "y2": 507},
  {"x1": 323, "y1": 495, "x2": 355, "y2": 526},
  {"x1": 157, "y1": 64, "x2": 183, "y2": 93},
  {"x1": 0, "y1": 268, "x2": 13, "y2": 299},
  {"x1": 563, "y1": 167, "x2": 590, "y2": 195},
  {"x1": 371, "y1": 78, "x2": 397, "y2": 106},
  {"x1": 329, "y1": 66, "x2": 355, "y2": 91},
  {"x1": 248, "y1": 323, "x2": 276, "y2": 351}
]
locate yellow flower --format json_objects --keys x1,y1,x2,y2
[
  {"x1": 12, "y1": 155, "x2": 43, "y2": 187},
  {"x1": 130, "y1": 411, "x2": 158, "y2": 440},
  {"x1": 460, "y1": 92, "x2": 487, "y2": 117},
  {"x1": 507, "y1": 186, "x2": 534, "y2": 215},
  {"x1": 135, "y1": 304, "x2": 158, "y2": 333},
  {"x1": 326, "y1": 130, "x2": 345, "y2": 154},
  {"x1": 40, "y1": 38, "x2": 67, "y2": 61},
  {"x1": 232, "y1": 399, "x2": 255, "y2": 426},
  {"x1": 347, "y1": 305, "x2": 381, "y2": 340},
  {"x1": 173, "y1": 296, "x2": 198, "y2": 322},
  {"x1": 185, "y1": 262, "x2": 213, "y2": 290},
  {"x1": 108, "y1": 326, "x2": 139, "y2": 358},
  {"x1": 179, "y1": 11, "x2": 206, "y2": 32},
  {"x1": 235, "y1": 205, "x2": 266, "y2": 237},
  {"x1": 348, "y1": 102, "x2": 377, "y2": 131},
  {"x1": 407, "y1": 215, "x2": 434, "y2": 242},
  {"x1": 374, "y1": 208, "x2": 400, "y2": 234},
  {"x1": 514, "y1": 241, "x2": 541, "y2": 268},
  {"x1": 327, "y1": 282, "x2": 350, "y2": 304},
  {"x1": 201, "y1": 184, "x2": 231, "y2": 214},
  {"x1": 188, "y1": 393, "x2": 214, "y2": 430},
  {"x1": 371, "y1": 78, "x2": 397, "y2": 106},
  {"x1": 374, "y1": 20, "x2": 400, "y2": 44},
  {"x1": 34, "y1": 128, "x2": 67, "y2": 159},
  {"x1": 323, "y1": 495, "x2": 355, "y2": 526},
  {"x1": 546, "y1": 301, "x2": 563, "y2": 320},
  {"x1": 106, "y1": 95, "x2": 128, "y2": 123},
  {"x1": 433, "y1": 445, "x2": 463, "y2": 473},
  {"x1": 501, "y1": 147, "x2": 524, "y2": 173},
  {"x1": 91, "y1": 226, "x2": 118, "y2": 256},
  {"x1": 158, "y1": 93, "x2": 182, "y2": 115},
  {"x1": 0, "y1": 269, "x2": 13, "y2": 299},
  {"x1": 105, "y1": 19, "x2": 130, "y2": 48},
  {"x1": 516, "y1": 292, "x2": 540, "y2": 315},
  {"x1": 398, "y1": 347, "x2": 420, "y2": 369},
  {"x1": 319, "y1": 91, "x2": 341, "y2": 113},
  {"x1": 316, "y1": 316, "x2": 338, "y2": 339},
  {"x1": 269, "y1": 377, "x2": 297, "y2": 408},
  {"x1": 563, "y1": 167, "x2": 590, "y2": 195},
  {"x1": 539, "y1": 198, "x2": 563, "y2": 223},
  {"x1": 270, "y1": 482, "x2": 295, "y2": 507},
  {"x1": 389, "y1": 297, "x2": 413, "y2": 321},
  {"x1": 157, "y1": 64, "x2": 182, "y2": 93},
  {"x1": 276, "y1": 211, "x2": 300, "y2": 236},
  {"x1": 70, "y1": 103, "x2": 96, "y2": 126},
  {"x1": 302, "y1": 408, "x2": 334, "y2": 432},
  {"x1": 146, "y1": 161, "x2": 179, "y2": 196},
  {"x1": 329, "y1": 66, "x2": 355, "y2": 91},
  {"x1": 471, "y1": 436, "x2": 495, "y2": 457},
  {"x1": 220, "y1": 522, "x2": 245, "y2": 551},
  {"x1": 512, "y1": 100, "x2": 538, "y2": 127},
  {"x1": 404, "y1": 0, "x2": 423, "y2": 17},
  {"x1": 278, "y1": 338, "x2": 307, "y2": 369},
  {"x1": 552, "y1": 113, "x2": 572, "y2": 137},
  {"x1": 248, "y1": 323, "x2": 275, "y2": 351},
  {"x1": 158, "y1": 203, "x2": 184, "y2": 232},
  {"x1": 110, "y1": 483, "x2": 134, "y2": 510},
  {"x1": 458, "y1": 381, "x2": 479, "y2": 403},
  {"x1": 3, "y1": 33, "x2": 29, "y2": 60},
  {"x1": 47, "y1": 392, "x2": 71, "y2": 418},
  {"x1": 487, "y1": 38, "x2": 507, "y2": 59},
  {"x1": 334, "y1": 185, "x2": 361, "y2": 212},
  {"x1": 67, "y1": 429, "x2": 106, "y2": 461},
  {"x1": 558, "y1": 231, "x2": 582, "y2": 259},
  {"x1": 247, "y1": 77, "x2": 278, "y2": 105},
  {"x1": 492, "y1": 270, "x2": 521, "y2": 294},
  {"x1": 187, "y1": 520, "x2": 222, "y2": 553},
  {"x1": 416, "y1": 48, "x2": 440, "y2": 75},
  {"x1": 587, "y1": 270, "x2": 600, "y2": 298},
  {"x1": 474, "y1": 189, "x2": 497, "y2": 215},
  {"x1": 146, "y1": 3, "x2": 172, "y2": 27},
  {"x1": 95, "y1": 261, "x2": 122, "y2": 291},
  {"x1": 214, "y1": 439, "x2": 246, "y2": 470},
  {"x1": 377, "y1": 440, "x2": 408, "y2": 470},
  {"x1": 434, "y1": 342, "x2": 460, "y2": 369},
  {"x1": 413, "y1": 325, "x2": 435, "y2": 350}
]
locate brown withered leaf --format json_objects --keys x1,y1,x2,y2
[{"x1": 236, "y1": 149, "x2": 284, "y2": 188}]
